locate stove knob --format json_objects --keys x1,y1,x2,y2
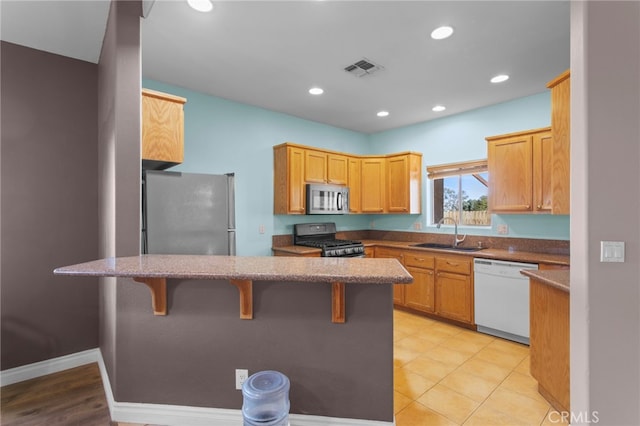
[
  {"x1": 337, "y1": 249, "x2": 346, "y2": 256},
  {"x1": 346, "y1": 247, "x2": 354, "y2": 254}
]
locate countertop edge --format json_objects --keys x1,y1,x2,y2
[
  {"x1": 521, "y1": 269, "x2": 570, "y2": 293},
  {"x1": 53, "y1": 255, "x2": 413, "y2": 285}
]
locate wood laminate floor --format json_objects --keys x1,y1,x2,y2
[{"x1": 0, "y1": 363, "x2": 112, "y2": 426}]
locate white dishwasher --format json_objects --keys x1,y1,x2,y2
[{"x1": 473, "y1": 258, "x2": 538, "y2": 345}]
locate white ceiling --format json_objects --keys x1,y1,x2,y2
[{"x1": 1, "y1": 0, "x2": 570, "y2": 134}]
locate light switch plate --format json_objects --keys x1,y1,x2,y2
[{"x1": 600, "y1": 241, "x2": 625, "y2": 262}]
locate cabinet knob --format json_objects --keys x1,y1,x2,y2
[{"x1": 537, "y1": 204, "x2": 542, "y2": 210}]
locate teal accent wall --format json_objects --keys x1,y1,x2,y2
[
  {"x1": 143, "y1": 80, "x2": 569, "y2": 255},
  {"x1": 368, "y1": 93, "x2": 570, "y2": 240},
  {"x1": 143, "y1": 80, "x2": 371, "y2": 255}
]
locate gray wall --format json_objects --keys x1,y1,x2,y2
[
  {"x1": 0, "y1": 41, "x2": 99, "y2": 370},
  {"x1": 97, "y1": 0, "x2": 142, "y2": 391},
  {"x1": 571, "y1": 2, "x2": 640, "y2": 425},
  {"x1": 116, "y1": 280, "x2": 394, "y2": 421}
]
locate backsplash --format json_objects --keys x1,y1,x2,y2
[{"x1": 273, "y1": 229, "x2": 570, "y2": 256}]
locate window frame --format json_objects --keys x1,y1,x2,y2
[{"x1": 426, "y1": 159, "x2": 490, "y2": 228}]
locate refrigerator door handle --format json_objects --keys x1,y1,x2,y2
[
  {"x1": 228, "y1": 230, "x2": 236, "y2": 256},
  {"x1": 226, "y1": 173, "x2": 236, "y2": 231}
]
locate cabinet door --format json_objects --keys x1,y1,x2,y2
[
  {"x1": 488, "y1": 134, "x2": 533, "y2": 212},
  {"x1": 328, "y1": 154, "x2": 348, "y2": 185},
  {"x1": 287, "y1": 146, "x2": 306, "y2": 213},
  {"x1": 361, "y1": 158, "x2": 386, "y2": 213},
  {"x1": 387, "y1": 155, "x2": 409, "y2": 213},
  {"x1": 305, "y1": 150, "x2": 327, "y2": 183},
  {"x1": 405, "y1": 266, "x2": 435, "y2": 313},
  {"x1": 435, "y1": 271, "x2": 473, "y2": 323},
  {"x1": 142, "y1": 89, "x2": 186, "y2": 168},
  {"x1": 533, "y1": 130, "x2": 553, "y2": 212},
  {"x1": 386, "y1": 154, "x2": 422, "y2": 214},
  {"x1": 375, "y1": 247, "x2": 404, "y2": 305},
  {"x1": 348, "y1": 157, "x2": 361, "y2": 213}
]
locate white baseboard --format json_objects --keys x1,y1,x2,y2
[
  {"x1": 3, "y1": 349, "x2": 394, "y2": 426},
  {"x1": 0, "y1": 348, "x2": 100, "y2": 386}
]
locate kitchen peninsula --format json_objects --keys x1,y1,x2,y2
[
  {"x1": 54, "y1": 254, "x2": 412, "y2": 322},
  {"x1": 54, "y1": 254, "x2": 412, "y2": 422}
]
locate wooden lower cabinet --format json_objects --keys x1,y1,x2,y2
[
  {"x1": 381, "y1": 248, "x2": 474, "y2": 326},
  {"x1": 403, "y1": 250, "x2": 435, "y2": 313},
  {"x1": 405, "y1": 266, "x2": 435, "y2": 313},
  {"x1": 435, "y1": 270, "x2": 473, "y2": 323},
  {"x1": 375, "y1": 247, "x2": 405, "y2": 305},
  {"x1": 529, "y1": 277, "x2": 570, "y2": 412},
  {"x1": 434, "y1": 255, "x2": 473, "y2": 324}
]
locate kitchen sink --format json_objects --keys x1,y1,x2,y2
[{"x1": 412, "y1": 242, "x2": 485, "y2": 252}]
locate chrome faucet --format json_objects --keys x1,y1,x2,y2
[{"x1": 437, "y1": 217, "x2": 466, "y2": 247}]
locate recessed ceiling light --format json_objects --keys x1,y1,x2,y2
[
  {"x1": 491, "y1": 74, "x2": 510, "y2": 83},
  {"x1": 431, "y1": 26, "x2": 454, "y2": 40},
  {"x1": 187, "y1": 0, "x2": 213, "y2": 13},
  {"x1": 432, "y1": 105, "x2": 446, "y2": 112},
  {"x1": 309, "y1": 87, "x2": 324, "y2": 95},
  {"x1": 377, "y1": 111, "x2": 390, "y2": 117}
]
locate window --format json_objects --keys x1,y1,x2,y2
[{"x1": 427, "y1": 160, "x2": 490, "y2": 226}]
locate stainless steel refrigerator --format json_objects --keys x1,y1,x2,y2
[{"x1": 142, "y1": 170, "x2": 236, "y2": 255}]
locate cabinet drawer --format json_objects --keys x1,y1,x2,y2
[
  {"x1": 436, "y1": 256, "x2": 471, "y2": 275},
  {"x1": 403, "y1": 251, "x2": 435, "y2": 269},
  {"x1": 375, "y1": 247, "x2": 404, "y2": 261}
]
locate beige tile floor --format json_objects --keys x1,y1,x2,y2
[{"x1": 393, "y1": 309, "x2": 568, "y2": 426}]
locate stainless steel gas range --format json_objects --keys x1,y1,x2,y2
[{"x1": 293, "y1": 223, "x2": 365, "y2": 258}]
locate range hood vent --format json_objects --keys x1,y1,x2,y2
[{"x1": 344, "y1": 58, "x2": 384, "y2": 77}]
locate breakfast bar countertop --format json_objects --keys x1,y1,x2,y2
[{"x1": 54, "y1": 254, "x2": 414, "y2": 284}]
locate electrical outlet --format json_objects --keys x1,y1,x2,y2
[
  {"x1": 497, "y1": 224, "x2": 509, "y2": 235},
  {"x1": 236, "y1": 369, "x2": 249, "y2": 390},
  {"x1": 413, "y1": 222, "x2": 422, "y2": 230},
  {"x1": 259, "y1": 224, "x2": 265, "y2": 234}
]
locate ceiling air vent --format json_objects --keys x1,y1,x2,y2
[{"x1": 344, "y1": 58, "x2": 384, "y2": 77}]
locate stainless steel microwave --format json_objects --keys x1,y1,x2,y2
[{"x1": 306, "y1": 184, "x2": 349, "y2": 215}]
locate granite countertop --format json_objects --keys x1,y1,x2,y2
[
  {"x1": 521, "y1": 269, "x2": 570, "y2": 293},
  {"x1": 54, "y1": 254, "x2": 414, "y2": 284},
  {"x1": 272, "y1": 240, "x2": 570, "y2": 266}
]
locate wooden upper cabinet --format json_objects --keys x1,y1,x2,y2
[
  {"x1": 348, "y1": 156, "x2": 362, "y2": 213},
  {"x1": 547, "y1": 70, "x2": 571, "y2": 215},
  {"x1": 327, "y1": 154, "x2": 348, "y2": 185},
  {"x1": 487, "y1": 127, "x2": 552, "y2": 214},
  {"x1": 386, "y1": 153, "x2": 422, "y2": 214},
  {"x1": 305, "y1": 150, "x2": 327, "y2": 183},
  {"x1": 273, "y1": 143, "x2": 422, "y2": 215},
  {"x1": 141, "y1": 88, "x2": 186, "y2": 170},
  {"x1": 533, "y1": 130, "x2": 554, "y2": 212},
  {"x1": 304, "y1": 150, "x2": 348, "y2": 185},
  {"x1": 274, "y1": 144, "x2": 306, "y2": 214},
  {"x1": 487, "y1": 130, "x2": 535, "y2": 213},
  {"x1": 361, "y1": 157, "x2": 386, "y2": 213}
]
